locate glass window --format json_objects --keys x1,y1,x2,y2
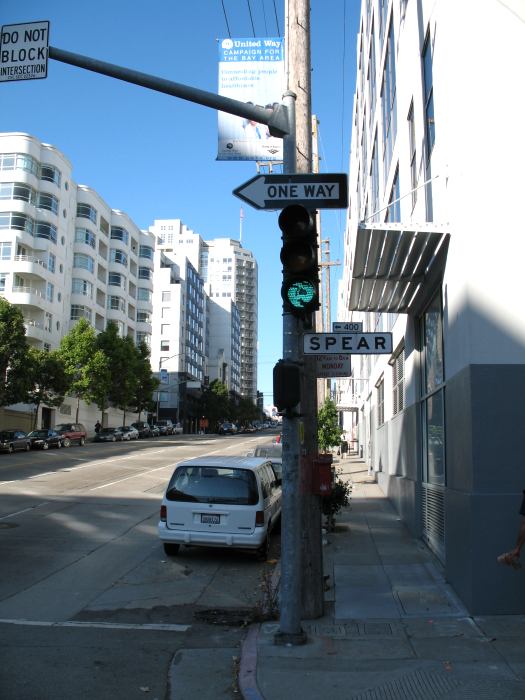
[
  {"x1": 73, "y1": 253, "x2": 95, "y2": 273},
  {"x1": 424, "y1": 391, "x2": 445, "y2": 485},
  {"x1": 40, "y1": 164, "x2": 61, "y2": 186},
  {"x1": 161, "y1": 323, "x2": 170, "y2": 334},
  {"x1": 0, "y1": 273, "x2": 6, "y2": 291},
  {"x1": 0, "y1": 153, "x2": 38, "y2": 176},
  {"x1": 35, "y1": 222, "x2": 57, "y2": 242},
  {"x1": 70, "y1": 304, "x2": 92, "y2": 321},
  {"x1": 424, "y1": 292, "x2": 444, "y2": 393},
  {"x1": 137, "y1": 288, "x2": 151, "y2": 302},
  {"x1": 99, "y1": 217, "x2": 109, "y2": 236},
  {"x1": 408, "y1": 101, "x2": 417, "y2": 207},
  {"x1": 0, "y1": 182, "x2": 36, "y2": 203},
  {"x1": 422, "y1": 31, "x2": 435, "y2": 157},
  {"x1": 386, "y1": 166, "x2": 400, "y2": 223},
  {"x1": 48, "y1": 252, "x2": 55, "y2": 273},
  {"x1": 0, "y1": 212, "x2": 33, "y2": 233},
  {"x1": 37, "y1": 192, "x2": 59, "y2": 214},
  {"x1": 162, "y1": 292, "x2": 171, "y2": 302},
  {"x1": 108, "y1": 295, "x2": 125, "y2": 312},
  {"x1": 111, "y1": 226, "x2": 129, "y2": 244},
  {"x1": 108, "y1": 272, "x2": 124, "y2": 287},
  {"x1": 137, "y1": 311, "x2": 150, "y2": 323},
  {"x1": 139, "y1": 245, "x2": 154, "y2": 260},
  {"x1": 110, "y1": 249, "x2": 128, "y2": 266},
  {"x1": 75, "y1": 227, "x2": 96, "y2": 248},
  {"x1": 46, "y1": 282, "x2": 54, "y2": 302},
  {"x1": 0, "y1": 241, "x2": 12, "y2": 260},
  {"x1": 138, "y1": 267, "x2": 151, "y2": 280},
  {"x1": 160, "y1": 340, "x2": 170, "y2": 351},
  {"x1": 72, "y1": 278, "x2": 93, "y2": 297},
  {"x1": 76, "y1": 203, "x2": 97, "y2": 223}
]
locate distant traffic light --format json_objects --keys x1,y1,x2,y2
[
  {"x1": 278, "y1": 205, "x2": 319, "y2": 317},
  {"x1": 273, "y1": 359, "x2": 301, "y2": 412}
]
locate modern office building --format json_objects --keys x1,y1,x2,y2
[
  {"x1": 0, "y1": 132, "x2": 155, "y2": 429},
  {"x1": 336, "y1": 0, "x2": 524, "y2": 614}
]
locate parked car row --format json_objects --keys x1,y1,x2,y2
[
  {"x1": 0, "y1": 419, "x2": 184, "y2": 453},
  {"x1": 217, "y1": 420, "x2": 280, "y2": 435},
  {"x1": 94, "y1": 421, "x2": 184, "y2": 442}
]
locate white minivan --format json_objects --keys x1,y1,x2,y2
[{"x1": 159, "y1": 456, "x2": 282, "y2": 558}]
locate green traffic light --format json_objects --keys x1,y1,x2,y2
[{"x1": 286, "y1": 280, "x2": 317, "y2": 309}]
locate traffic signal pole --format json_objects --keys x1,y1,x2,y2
[{"x1": 275, "y1": 90, "x2": 307, "y2": 645}]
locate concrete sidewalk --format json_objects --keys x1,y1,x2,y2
[{"x1": 240, "y1": 454, "x2": 525, "y2": 699}]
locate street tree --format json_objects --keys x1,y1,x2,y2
[
  {"x1": 134, "y1": 341, "x2": 159, "y2": 420},
  {"x1": 317, "y1": 398, "x2": 342, "y2": 452},
  {"x1": 198, "y1": 379, "x2": 229, "y2": 432},
  {"x1": 58, "y1": 318, "x2": 99, "y2": 422},
  {"x1": 26, "y1": 348, "x2": 70, "y2": 429},
  {"x1": 0, "y1": 298, "x2": 31, "y2": 407}
]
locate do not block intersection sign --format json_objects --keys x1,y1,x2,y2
[{"x1": 304, "y1": 332, "x2": 393, "y2": 355}]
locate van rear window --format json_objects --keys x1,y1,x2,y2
[{"x1": 166, "y1": 466, "x2": 259, "y2": 505}]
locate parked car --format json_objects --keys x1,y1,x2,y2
[
  {"x1": 27, "y1": 429, "x2": 65, "y2": 450},
  {"x1": 250, "y1": 443, "x2": 283, "y2": 480},
  {"x1": 172, "y1": 422, "x2": 183, "y2": 435},
  {"x1": 94, "y1": 427, "x2": 123, "y2": 442},
  {"x1": 159, "y1": 455, "x2": 282, "y2": 558},
  {"x1": 54, "y1": 422, "x2": 87, "y2": 446},
  {"x1": 155, "y1": 419, "x2": 174, "y2": 435},
  {"x1": 0, "y1": 429, "x2": 30, "y2": 453},
  {"x1": 120, "y1": 425, "x2": 139, "y2": 440},
  {"x1": 150, "y1": 424, "x2": 161, "y2": 437},
  {"x1": 218, "y1": 422, "x2": 237, "y2": 435},
  {"x1": 131, "y1": 421, "x2": 152, "y2": 438}
]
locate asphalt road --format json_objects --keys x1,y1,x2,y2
[{"x1": 0, "y1": 430, "x2": 281, "y2": 699}]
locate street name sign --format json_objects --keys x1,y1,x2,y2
[
  {"x1": 233, "y1": 173, "x2": 348, "y2": 211},
  {"x1": 333, "y1": 321, "x2": 363, "y2": 333},
  {"x1": 304, "y1": 332, "x2": 393, "y2": 355},
  {"x1": 315, "y1": 354, "x2": 352, "y2": 378},
  {"x1": 0, "y1": 21, "x2": 49, "y2": 82}
]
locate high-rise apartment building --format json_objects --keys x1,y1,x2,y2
[
  {"x1": 203, "y1": 239, "x2": 258, "y2": 402},
  {"x1": 337, "y1": 0, "x2": 525, "y2": 614},
  {"x1": 0, "y1": 132, "x2": 154, "y2": 428}
]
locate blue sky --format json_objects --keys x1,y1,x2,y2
[{"x1": 1, "y1": 0, "x2": 360, "y2": 405}]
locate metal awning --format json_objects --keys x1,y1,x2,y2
[{"x1": 348, "y1": 223, "x2": 450, "y2": 314}]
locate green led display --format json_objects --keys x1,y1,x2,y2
[{"x1": 285, "y1": 280, "x2": 317, "y2": 309}]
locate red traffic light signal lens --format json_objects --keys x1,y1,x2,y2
[{"x1": 278, "y1": 205, "x2": 314, "y2": 235}]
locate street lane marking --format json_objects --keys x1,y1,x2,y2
[
  {"x1": 0, "y1": 502, "x2": 49, "y2": 520},
  {"x1": 88, "y1": 465, "x2": 173, "y2": 491},
  {"x1": 0, "y1": 618, "x2": 190, "y2": 632}
]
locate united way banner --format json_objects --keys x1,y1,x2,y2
[{"x1": 217, "y1": 37, "x2": 284, "y2": 161}]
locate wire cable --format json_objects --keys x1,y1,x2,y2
[
  {"x1": 261, "y1": 0, "x2": 269, "y2": 35},
  {"x1": 247, "y1": 0, "x2": 256, "y2": 36},
  {"x1": 221, "y1": 0, "x2": 232, "y2": 38},
  {"x1": 272, "y1": 0, "x2": 281, "y2": 36}
]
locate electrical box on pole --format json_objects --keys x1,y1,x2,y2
[{"x1": 279, "y1": 204, "x2": 320, "y2": 318}]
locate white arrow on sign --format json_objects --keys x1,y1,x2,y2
[{"x1": 233, "y1": 173, "x2": 348, "y2": 211}]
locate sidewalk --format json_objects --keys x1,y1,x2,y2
[{"x1": 240, "y1": 454, "x2": 525, "y2": 700}]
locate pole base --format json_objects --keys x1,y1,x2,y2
[{"x1": 274, "y1": 629, "x2": 308, "y2": 646}]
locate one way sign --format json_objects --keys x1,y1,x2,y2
[{"x1": 233, "y1": 173, "x2": 348, "y2": 210}]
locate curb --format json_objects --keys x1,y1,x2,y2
[{"x1": 239, "y1": 624, "x2": 265, "y2": 700}]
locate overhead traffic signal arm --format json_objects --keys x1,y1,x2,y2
[{"x1": 279, "y1": 205, "x2": 320, "y2": 318}]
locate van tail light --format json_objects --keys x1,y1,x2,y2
[
  {"x1": 160, "y1": 505, "x2": 167, "y2": 522},
  {"x1": 255, "y1": 510, "x2": 265, "y2": 527}
]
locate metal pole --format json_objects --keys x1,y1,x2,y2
[{"x1": 275, "y1": 91, "x2": 306, "y2": 646}]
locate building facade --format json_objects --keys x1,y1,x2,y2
[{"x1": 336, "y1": 0, "x2": 525, "y2": 614}]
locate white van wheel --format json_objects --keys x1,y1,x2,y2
[{"x1": 163, "y1": 543, "x2": 180, "y2": 556}]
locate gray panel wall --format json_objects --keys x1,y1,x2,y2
[{"x1": 445, "y1": 364, "x2": 525, "y2": 614}]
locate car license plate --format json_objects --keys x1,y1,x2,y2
[{"x1": 201, "y1": 514, "x2": 220, "y2": 525}]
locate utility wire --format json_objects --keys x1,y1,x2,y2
[
  {"x1": 272, "y1": 0, "x2": 281, "y2": 35},
  {"x1": 221, "y1": 0, "x2": 232, "y2": 38},
  {"x1": 247, "y1": 0, "x2": 256, "y2": 36},
  {"x1": 261, "y1": 0, "x2": 269, "y2": 34}
]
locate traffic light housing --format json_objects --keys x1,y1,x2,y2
[
  {"x1": 273, "y1": 359, "x2": 301, "y2": 412},
  {"x1": 279, "y1": 205, "x2": 319, "y2": 317}
]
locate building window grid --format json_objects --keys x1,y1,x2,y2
[
  {"x1": 376, "y1": 376, "x2": 385, "y2": 426},
  {"x1": 422, "y1": 31, "x2": 435, "y2": 159},
  {"x1": 408, "y1": 101, "x2": 417, "y2": 208}
]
